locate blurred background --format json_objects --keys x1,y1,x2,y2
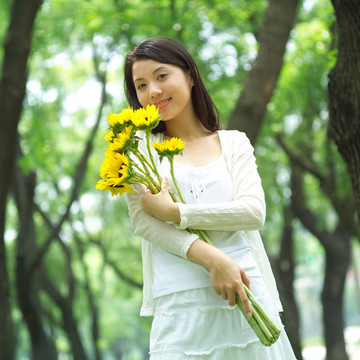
[{"x1": 0, "y1": 0, "x2": 359, "y2": 359}]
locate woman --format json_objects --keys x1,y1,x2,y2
[{"x1": 124, "y1": 37, "x2": 296, "y2": 359}]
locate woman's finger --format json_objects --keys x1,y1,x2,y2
[
  {"x1": 227, "y1": 292, "x2": 236, "y2": 307},
  {"x1": 241, "y1": 269, "x2": 251, "y2": 291},
  {"x1": 238, "y1": 285, "x2": 252, "y2": 318},
  {"x1": 161, "y1": 176, "x2": 169, "y2": 192}
]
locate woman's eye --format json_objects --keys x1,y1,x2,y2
[
  {"x1": 137, "y1": 83, "x2": 146, "y2": 90},
  {"x1": 158, "y1": 73, "x2": 167, "y2": 80}
]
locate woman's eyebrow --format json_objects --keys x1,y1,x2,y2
[{"x1": 134, "y1": 66, "x2": 168, "y2": 83}]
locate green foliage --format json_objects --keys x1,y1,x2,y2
[{"x1": 3, "y1": 0, "x2": 359, "y2": 357}]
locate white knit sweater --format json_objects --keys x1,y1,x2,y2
[{"x1": 125, "y1": 130, "x2": 282, "y2": 316}]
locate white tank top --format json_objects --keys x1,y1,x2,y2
[{"x1": 152, "y1": 154, "x2": 255, "y2": 298}]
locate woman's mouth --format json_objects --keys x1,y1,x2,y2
[{"x1": 155, "y1": 98, "x2": 171, "y2": 110}]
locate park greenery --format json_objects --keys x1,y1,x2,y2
[{"x1": 0, "y1": 0, "x2": 359, "y2": 359}]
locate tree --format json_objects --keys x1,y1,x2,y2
[
  {"x1": 285, "y1": 158, "x2": 353, "y2": 360},
  {"x1": 0, "y1": 0, "x2": 43, "y2": 359},
  {"x1": 227, "y1": 0, "x2": 300, "y2": 144},
  {"x1": 259, "y1": 2, "x2": 360, "y2": 356},
  {"x1": 225, "y1": 0, "x2": 303, "y2": 356},
  {"x1": 272, "y1": 205, "x2": 302, "y2": 360},
  {"x1": 328, "y1": 0, "x2": 360, "y2": 223}
]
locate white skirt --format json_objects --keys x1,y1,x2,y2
[{"x1": 149, "y1": 272, "x2": 297, "y2": 359}]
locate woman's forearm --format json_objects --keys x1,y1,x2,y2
[
  {"x1": 186, "y1": 239, "x2": 252, "y2": 317},
  {"x1": 186, "y1": 238, "x2": 223, "y2": 268}
]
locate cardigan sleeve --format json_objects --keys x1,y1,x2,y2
[
  {"x1": 124, "y1": 131, "x2": 199, "y2": 259},
  {"x1": 125, "y1": 185, "x2": 199, "y2": 258},
  {"x1": 175, "y1": 131, "x2": 266, "y2": 232}
]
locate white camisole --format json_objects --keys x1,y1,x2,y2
[{"x1": 152, "y1": 154, "x2": 256, "y2": 299}]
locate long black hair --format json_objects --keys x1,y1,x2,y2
[{"x1": 124, "y1": 37, "x2": 221, "y2": 133}]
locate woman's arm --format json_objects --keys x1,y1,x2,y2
[
  {"x1": 176, "y1": 133, "x2": 265, "y2": 231},
  {"x1": 124, "y1": 131, "x2": 198, "y2": 258},
  {"x1": 142, "y1": 132, "x2": 265, "y2": 232},
  {"x1": 187, "y1": 239, "x2": 252, "y2": 317},
  {"x1": 125, "y1": 183, "x2": 197, "y2": 259}
]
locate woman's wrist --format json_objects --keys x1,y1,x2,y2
[
  {"x1": 166, "y1": 202, "x2": 181, "y2": 223},
  {"x1": 186, "y1": 239, "x2": 223, "y2": 269}
]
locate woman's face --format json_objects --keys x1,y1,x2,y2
[{"x1": 132, "y1": 59, "x2": 194, "y2": 122}]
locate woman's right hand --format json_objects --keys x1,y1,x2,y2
[{"x1": 186, "y1": 239, "x2": 252, "y2": 317}]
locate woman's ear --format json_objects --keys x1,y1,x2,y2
[{"x1": 188, "y1": 71, "x2": 195, "y2": 87}]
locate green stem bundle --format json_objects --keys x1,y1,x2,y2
[{"x1": 236, "y1": 285, "x2": 281, "y2": 346}]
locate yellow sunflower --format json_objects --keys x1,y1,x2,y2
[
  {"x1": 107, "y1": 108, "x2": 134, "y2": 132},
  {"x1": 99, "y1": 152, "x2": 130, "y2": 182},
  {"x1": 96, "y1": 179, "x2": 134, "y2": 196},
  {"x1": 104, "y1": 130, "x2": 115, "y2": 142},
  {"x1": 152, "y1": 137, "x2": 185, "y2": 162},
  {"x1": 152, "y1": 137, "x2": 185, "y2": 153},
  {"x1": 132, "y1": 105, "x2": 160, "y2": 130},
  {"x1": 108, "y1": 126, "x2": 132, "y2": 153}
]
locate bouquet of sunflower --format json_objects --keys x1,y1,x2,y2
[{"x1": 96, "y1": 105, "x2": 281, "y2": 347}]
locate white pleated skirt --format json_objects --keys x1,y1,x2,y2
[{"x1": 149, "y1": 271, "x2": 297, "y2": 359}]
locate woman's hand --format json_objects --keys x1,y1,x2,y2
[
  {"x1": 210, "y1": 250, "x2": 251, "y2": 315},
  {"x1": 187, "y1": 239, "x2": 252, "y2": 317},
  {"x1": 142, "y1": 177, "x2": 181, "y2": 223}
]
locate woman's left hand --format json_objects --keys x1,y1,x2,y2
[{"x1": 142, "y1": 177, "x2": 181, "y2": 223}]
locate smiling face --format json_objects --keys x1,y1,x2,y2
[{"x1": 132, "y1": 59, "x2": 194, "y2": 122}]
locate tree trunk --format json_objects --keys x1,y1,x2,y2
[
  {"x1": 273, "y1": 205, "x2": 303, "y2": 360},
  {"x1": 0, "y1": 232, "x2": 13, "y2": 360},
  {"x1": 75, "y1": 238, "x2": 102, "y2": 360},
  {"x1": 227, "y1": 0, "x2": 300, "y2": 144},
  {"x1": 0, "y1": 1, "x2": 43, "y2": 358},
  {"x1": 41, "y1": 274, "x2": 88, "y2": 360},
  {"x1": 291, "y1": 166, "x2": 350, "y2": 360},
  {"x1": 322, "y1": 228, "x2": 351, "y2": 360},
  {"x1": 14, "y1": 162, "x2": 57, "y2": 360},
  {"x1": 328, "y1": 0, "x2": 360, "y2": 222}
]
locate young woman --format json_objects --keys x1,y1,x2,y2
[{"x1": 124, "y1": 37, "x2": 297, "y2": 359}]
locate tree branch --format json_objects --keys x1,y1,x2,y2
[
  {"x1": 27, "y1": 53, "x2": 108, "y2": 280},
  {"x1": 35, "y1": 203, "x2": 76, "y2": 302},
  {"x1": 290, "y1": 164, "x2": 331, "y2": 247},
  {"x1": 227, "y1": 0, "x2": 300, "y2": 144},
  {"x1": 40, "y1": 272, "x2": 88, "y2": 360},
  {"x1": 86, "y1": 238, "x2": 142, "y2": 289},
  {"x1": 276, "y1": 133, "x2": 326, "y2": 182},
  {"x1": 277, "y1": 133, "x2": 360, "y2": 237}
]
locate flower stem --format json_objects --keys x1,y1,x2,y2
[
  {"x1": 244, "y1": 285, "x2": 280, "y2": 339},
  {"x1": 146, "y1": 131, "x2": 163, "y2": 184},
  {"x1": 132, "y1": 162, "x2": 148, "y2": 177},
  {"x1": 236, "y1": 296, "x2": 270, "y2": 346},
  {"x1": 169, "y1": 189, "x2": 180, "y2": 203},
  {"x1": 132, "y1": 175, "x2": 159, "y2": 193},
  {"x1": 188, "y1": 229, "x2": 215, "y2": 247},
  {"x1": 132, "y1": 148, "x2": 156, "y2": 182},
  {"x1": 169, "y1": 157, "x2": 186, "y2": 204}
]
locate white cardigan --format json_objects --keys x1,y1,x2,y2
[{"x1": 125, "y1": 130, "x2": 282, "y2": 316}]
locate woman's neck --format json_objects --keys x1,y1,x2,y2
[{"x1": 164, "y1": 116, "x2": 212, "y2": 142}]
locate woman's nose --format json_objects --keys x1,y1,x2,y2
[{"x1": 149, "y1": 83, "x2": 162, "y2": 98}]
